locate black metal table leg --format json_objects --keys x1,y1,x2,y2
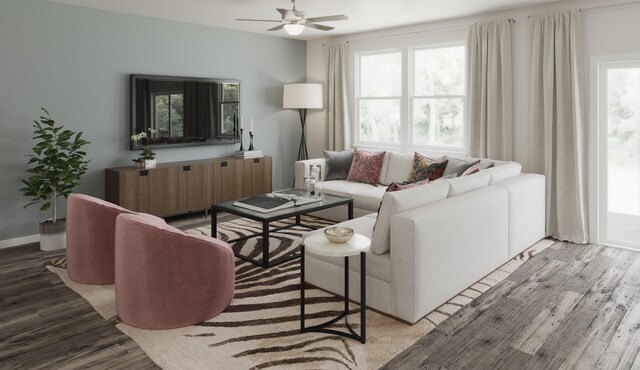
[
  {"x1": 262, "y1": 220, "x2": 270, "y2": 268},
  {"x1": 348, "y1": 202, "x2": 353, "y2": 220},
  {"x1": 301, "y1": 245, "x2": 305, "y2": 331},
  {"x1": 300, "y1": 251, "x2": 366, "y2": 343},
  {"x1": 360, "y1": 251, "x2": 366, "y2": 343},
  {"x1": 211, "y1": 207, "x2": 218, "y2": 238}
]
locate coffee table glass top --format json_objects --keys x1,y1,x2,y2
[{"x1": 212, "y1": 191, "x2": 352, "y2": 220}]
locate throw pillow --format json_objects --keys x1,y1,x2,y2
[
  {"x1": 408, "y1": 153, "x2": 448, "y2": 182},
  {"x1": 323, "y1": 149, "x2": 354, "y2": 181},
  {"x1": 443, "y1": 156, "x2": 481, "y2": 177},
  {"x1": 461, "y1": 162, "x2": 481, "y2": 176},
  {"x1": 346, "y1": 149, "x2": 386, "y2": 185}
]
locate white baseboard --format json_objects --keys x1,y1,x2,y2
[{"x1": 0, "y1": 234, "x2": 39, "y2": 249}]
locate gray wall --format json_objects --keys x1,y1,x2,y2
[{"x1": 0, "y1": 0, "x2": 307, "y2": 240}]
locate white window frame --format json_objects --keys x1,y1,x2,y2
[
  {"x1": 409, "y1": 42, "x2": 467, "y2": 152},
  {"x1": 352, "y1": 41, "x2": 468, "y2": 154},
  {"x1": 354, "y1": 48, "x2": 404, "y2": 149},
  {"x1": 589, "y1": 53, "x2": 640, "y2": 251}
]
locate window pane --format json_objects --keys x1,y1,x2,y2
[
  {"x1": 414, "y1": 45, "x2": 465, "y2": 96},
  {"x1": 170, "y1": 94, "x2": 184, "y2": 137},
  {"x1": 413, "y1": 98, "x2": 464, "y2": 147},
  {"x1": 359, "y1": 99, "x2": 400, "y2": 143},
  {"x1": 155, "y1": 95, "x2": 169, "y2": 137},
  {"x1": 360, "y1": 52, "x2": 402, "y2": 97},
  {"x1": 221, "y1": 103, "x2": 238, "y2": 135},
  {"x1": 222, "y1": 83, "x2": 239, "y2": 102}
]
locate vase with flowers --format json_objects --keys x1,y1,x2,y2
[{"x1": 131, "y1": 128, "x2": 157, "y2": 169}]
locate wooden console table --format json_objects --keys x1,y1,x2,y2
[{"x1": 105, "y1": 156, "x2": 272, "y2": 217}]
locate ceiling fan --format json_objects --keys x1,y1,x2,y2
[{"x1": 236, "y1": 0, "x2": 348, "y2": 36}]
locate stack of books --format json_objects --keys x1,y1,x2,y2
[{"x1": 234, "y1": 150, "x2": 263, "y2": 158}]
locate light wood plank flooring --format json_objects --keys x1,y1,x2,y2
[{"x1": 383, "y1": 241, "x2": 640, "y2": 370}]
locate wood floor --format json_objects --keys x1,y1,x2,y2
[
  {"x1": 0, "y1": 243, "x2": 158, "y2": 369},
  {"x1": 383, "y1": 241, "x2": 640, "y2": 370},
  {"x1": 1, "y1": 236, "x2": 638, "y2": 369}
]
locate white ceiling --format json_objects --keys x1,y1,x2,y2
[{"x1": 48, "y1": 0, "x2": 567, "y2": 40}]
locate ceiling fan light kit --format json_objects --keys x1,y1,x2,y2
[
  {"x1": 283, "y1": 24, "x2": 305, "y2": 36},
  {"x1": 236, "y1": 0, "x2": 348, "y2": 37}
]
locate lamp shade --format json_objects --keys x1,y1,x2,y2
[{"x1": 283, "y1": 84, "x2": 323, "y2": 109}]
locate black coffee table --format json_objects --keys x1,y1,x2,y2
[{"x1": 211, "y1": 192, "x2": 353, "y2": 268}]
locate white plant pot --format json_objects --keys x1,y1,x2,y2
[
  {"x1": 144, "y1": 159, "x2": 156, "y2": 169},
  {"x1": 39, "y1": 219, "x2": 66, "y2": 251}
]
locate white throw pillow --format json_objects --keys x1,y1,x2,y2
[{"x1": 371, "y1": 181, "x2": 449, "y2": 255}]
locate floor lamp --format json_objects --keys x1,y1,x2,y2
[{"x1": 283, "y1": 83, "x2": 323, "y2": 161}]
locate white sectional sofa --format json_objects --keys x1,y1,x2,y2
[{"x1": 295, "y1": 152, "x2": 545, "y2": 324}]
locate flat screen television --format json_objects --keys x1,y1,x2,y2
[{"x1": 130, "y1": 74, "x2": 241, "y2": 150}]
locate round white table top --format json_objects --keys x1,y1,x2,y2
[{"x1": 304, "y1": 233, "x2": 371, "y2": 258}]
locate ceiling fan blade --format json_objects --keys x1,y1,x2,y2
[
  {"x1": 304, "y1": 23, "x2": 334, "y2": 31},
  {"x1": 292, "y1": 9, "x2": 305, "y2": 17},
  {"x1": 267, "y1": 24, "x2": 285, "y2": 31},
  {"x1": 236, "y1": 18, "x2": 282, "y2": 22},
  {"x1": 305, "y1": 15, "x2": 349, "y2": 22}
]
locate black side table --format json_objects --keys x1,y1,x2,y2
[{"x1": 300, "y1": 233, "x2": 371, "y2": 343}]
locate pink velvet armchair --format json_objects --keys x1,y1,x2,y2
[
  {"x1": 66, "y1": 193, "x2": 133, "y2": 285},
  {"x1": 114, "y1": 213, "x2": 235, "y2": 330}
]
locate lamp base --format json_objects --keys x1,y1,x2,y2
[{"x1": 297, "y1": 108, "x2": 309, "y2": 161}]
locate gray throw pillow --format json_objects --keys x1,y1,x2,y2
[
  {"x1": 443, "y1": 156, "x2": 481, "y2": 177},
  {"x1": 323, "y1": 149, "x2": 354, "y2": 181}
]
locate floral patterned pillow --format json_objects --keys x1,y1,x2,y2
[
  {"x1": 346, "y1": 149, "x2": 386, "y2": 185},
  {"x1": 408, "y1": 153, "x2": 448, "y2": 182}
]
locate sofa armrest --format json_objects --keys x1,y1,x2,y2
[
  {"x1": 388, "y1": 186, "x2": 509, "y2": 323},
  {"x1": 294, "y1": 158, "x2": 327, "y2": 189}
]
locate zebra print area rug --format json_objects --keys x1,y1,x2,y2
[{"x1": 46, "y1": 216, "x2": 554, "y2": 369}]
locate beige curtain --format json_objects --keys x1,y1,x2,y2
[
  {"x1": 530, "y1": 11, "x2": 588, "y2": 244},
  {"x1": 324, "y1": 41, "x2": 350, "y2": 150},
  {"x1": 468, "y1": 19, "x2": 513, "y2": 160}
]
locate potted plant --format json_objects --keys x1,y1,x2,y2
[
  {"x1": 131, "y1": 129, "x2": 157, "y2": 169},
  {"x1": 19, "y1": 108, "x2": 90, "y2": 251}
]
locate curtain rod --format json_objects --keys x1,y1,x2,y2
[
  {"x1": 528, "y1": 1, "x2": 640, "y2": 20},
  {"x1": 323, "y1": 18, "x2": 516, "y2": 46}
]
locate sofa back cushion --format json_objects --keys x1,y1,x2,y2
[
  {"x1": 444, "y1": 170, "x2": 491, "y2": 197},
  {"x1": 379, "y1": 152, "x2": 414, "y2": 185},
  {"x1": 371, "y1": 181, "x2": 449, "y2": 255},
  {"x1": 486, "y1": 162, "x2": 522, "y2": 184}
]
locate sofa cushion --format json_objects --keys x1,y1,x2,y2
[
  {"x1": 371, "y1": 180, "x2": 450, "y2": 255},
  {"x1": 303, "y1": 217, "x2": 390, "y2": 282},
  {"x1": 486, "y1": 162, "x2": 522, "y2": 184},
  {"x1": 347, "y1": 149, "x2": 387, "y2": 185},
  {"x1": 315, "y1": 180, "x2": 379, "y2": 199},
  {"x1": 323, "y1": 149, "x2": 354, "y2": 181},
  {"x1": 445, "y1": 170, "x2": 491, "y2": 197},
  {"x1": 408, "y1": 153, "x2": 448, "y2": 182},
  {"x1": 351, "y1": 186, "x2": 387, "y2": 212},
  {"x1": 443, "y1": 156, "x2": 481, "y2": 178},
  {"x1": 380, "y1": 152, "x2": 414, "y2": 185}
]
